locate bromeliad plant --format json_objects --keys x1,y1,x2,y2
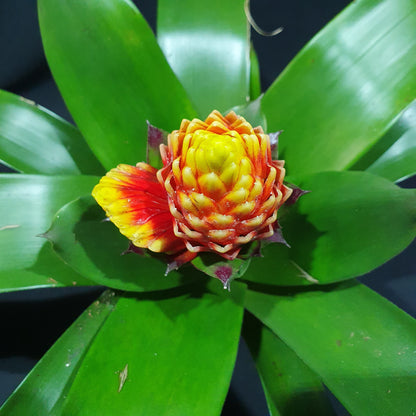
[{"x1": 0, "y1": 0, "x2": 416, "y2": 414}]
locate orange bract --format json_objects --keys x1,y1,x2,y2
[
  {"x1": 92, "y1": 110, "x2": 292, "y2": 265},
  {"x1": 158, "y1": 110, "x2": 292, "y2": 259}
]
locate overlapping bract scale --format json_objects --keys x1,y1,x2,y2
[
  {"x1": 158, "y1": 110, "x2": 292, "y2": 259},
  {"x1": 93, "y1": 110, "x2": 292, "y2": 263}
]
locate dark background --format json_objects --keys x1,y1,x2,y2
[{"x1": 0, "y1": 1, "x2": 415, "y2": 415}]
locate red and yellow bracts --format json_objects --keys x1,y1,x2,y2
[{"x1": 92, "y1": 110, "x2": 292, "y2": 266}]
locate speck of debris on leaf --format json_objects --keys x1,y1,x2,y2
[
  {"x1": 0, "y1": 224, "x2": 20, "y2": 231},
  {"x1": 118, "y1": 364, "x2": 128, "y2": 393}
]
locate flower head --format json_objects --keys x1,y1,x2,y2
[{"x1": 92, "y1": 110, "x2": 292, "y2": 268}]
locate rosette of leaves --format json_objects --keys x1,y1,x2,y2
[{"x1": 0, "y1": 0, "x2": 415, "y2": 415}]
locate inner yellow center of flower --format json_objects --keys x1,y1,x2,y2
[
  {"x1": 194, "y1": 131, "x2": 244, "y2": 172},
  {"x1": 182, "y1": 130, "x2": 251, "y2": 194}
]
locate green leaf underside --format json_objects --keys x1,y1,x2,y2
[
  {"x1": 262, "y1": 0, "x2": 416, "y2": 177},
  {"x1": 0, "y1": 90, "x2": 103, "y2": 176},
  {"x1": 243, "y1": 170, "x2": 416, "y2": 286},
  {"x1": 245, "y1": 282, "x2": 416, "y2": 415},
  {"x1": 38, "y1": 0, "x2": 197, "y2": 171},
  {"x1": 243, "y1": 314, "x2": 335, "y2": 416},
  {"x1": 0, "y1": 175, "x2": 99, "y2": 291},
  {"x1": 363, "y1": 100, "x2": 416, "y2": 182},
  {"x1": 59, "y1": 283, "x2": 245, "y2": 416},
  {"x1": 0, "y1": 290, "x2": 118, "y2": 415},
  {"x1": 47, "y1": 196, "x2": 202, "y2": 292},
  {"x1": 157, "y1": 0, "x2": 250, "y2": 117}
]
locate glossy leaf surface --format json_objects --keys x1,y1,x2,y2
[
  {"x1": 38, "y1": 0, "x2": 197, "y2": 170},
  {"x1": 244, "y1": 170, "x2": 416, "y2": 285},
  {"x1": 243, "y1": 314, "x2": 335, "y2": 416},
  {"x1": 249, "y1": 46, "x2": 262, "y2": 101},
  {"x1": 0, "y1": 290, "x2": 117, "y2": 415},
  {"x1": 157, "y1": 0, "x2": 250, "y2": 117},
  {"x1": 0, "y1": 90, "x2": 103, "y2": 175},
  {"x1": 47, "y1": 197, "x2": 200, "y2": 292},
  {"x1": 365, "y1": 101, "x2": 416, "y2": 182},
  {"x1": 60, "y1": 283, "x2": 245, "y2": 416},
  {"x1": 0, "y1": 175, "x2": 98, "y2": 290},
  {"x1": 262, "y1": 0, "x2": 416, "y2": 177},
  {"x1": 0, "y1": 251, "x2": 92, "y2": 294},
  {"x1": 245, "y1": 282, "x2": 416, "y2": 415}
]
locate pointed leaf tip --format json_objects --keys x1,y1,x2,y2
[
  {"x1": 165, "y1": 250, "x2": 197, "y2": 276},
  {"x1": 265, "y1": 226, "x2": 290, "y2": 247},
  {"x1": 146, "y1": 121, "x2": 168, "y2": 169},
  {"x1": 269, "y1": 131, "x2": 282, "y2": 159},
  {"x1": 121, "y1": 242, "x2": 145, "y2": 257},
  {"x1": 285, "y1": 184, "x2": 310, "y2": 206},
  {"x1": 214, "y1": 266, "x2": 233, "y2": 290},
  {"x1": 191, "y1": 253, "x2": 251, "y2": 287}
]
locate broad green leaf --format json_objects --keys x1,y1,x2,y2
[
  {"x1": 245, "y1": 282, "x2": 416, "y2": 415},
  {"x1": 243, "y1": 314, "x2": 335, "y2": 416},
  {"x1": 60, "y1": 283, "x2": 245, "y2": 416},
  {"x1": 249, "y1": 46, "x2": 262, "y2": 101},
  {"x1": 243, "y1": 170, "x2": 416, "y2": 286},
  {"x1": 46, "y1": 196, "x2": 200, "y2": 292},
  {"x1": 0, "y1": 175, "x2": 98, "y2": 290},
  {"x1": 0, "y1": 90, "x2": 103, "y2": 175},
  {"x1": 365, "y1": 101, "x2": 416, "y2": 182},
  {"x1": 0, "y1": 248, "x2": 92, "y2": 294},
  {"x1": 262, "y1": 0, "x2": 416, "y2": 176},
  {"x1": 367, "y1": 129, "x2": 416, "y2": 182},
  {"x1": 0, "y1": 269, "x2": 62, "y2": 293},
  {"x1": 157, "y1": 0, "x2": 250, "y2": 116},
  {"x1": 38, "y1": 0, "x2": 197, "y2": 171},
  {"x1": 263, "y1": 388, "x2": 282, "y2": 416},
  {"x1": 0, "y1": 290, "x2": 118, "y2": 415}
]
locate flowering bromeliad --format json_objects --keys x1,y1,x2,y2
[{"x1": 92, "y1": 110, "x2": 294, "y2": 277}]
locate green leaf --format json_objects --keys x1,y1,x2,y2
[
  {"x1": 38, "y1": 0, "x2": 197, "y2": 171},
  {"x1": 0, "y1": 290, "x2": 118, "y2": 415},
  {"x1": 245, "y1": 282, "x2": 416, "y2": 415},
  {"x1": 0, "y1": 249, "x2": 93, "y2": 294},
  {"x1": 157, "y1": 0, "x2": 250, "y2": 116},
  {"x1": 262, "y1": 0, "x2": 416, "y2": 177},
  {"x1": 0, "y1": 175, "x2": 99, "y2": 291},
  {"x1": 60, "y1": 283, "x2": 245, "y2": 416},
  {"x1": 0, "y1": 90, "x2": 103, "y2": 175},
  {"x1": 249, "y1": 46, "x2": 262, "y2": 101},
  {"x1": 367, "y1": 128, "x2": 416, "y2": 182},
  {"x1": 365, "y1": 101, "x2": 416, "y2": 182},
  {"x1": 243, "y1": 313, "x2": 335, "y2": 416},
  {"x1": 243, "y1": 170, "x2": 416, "y2": 286},
  {"x1": 0, "y1": 269, "x2": 62, "y2": 293},
  {"x1": 46, "y1": 196, "x2": 200, "y2": 292}
]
